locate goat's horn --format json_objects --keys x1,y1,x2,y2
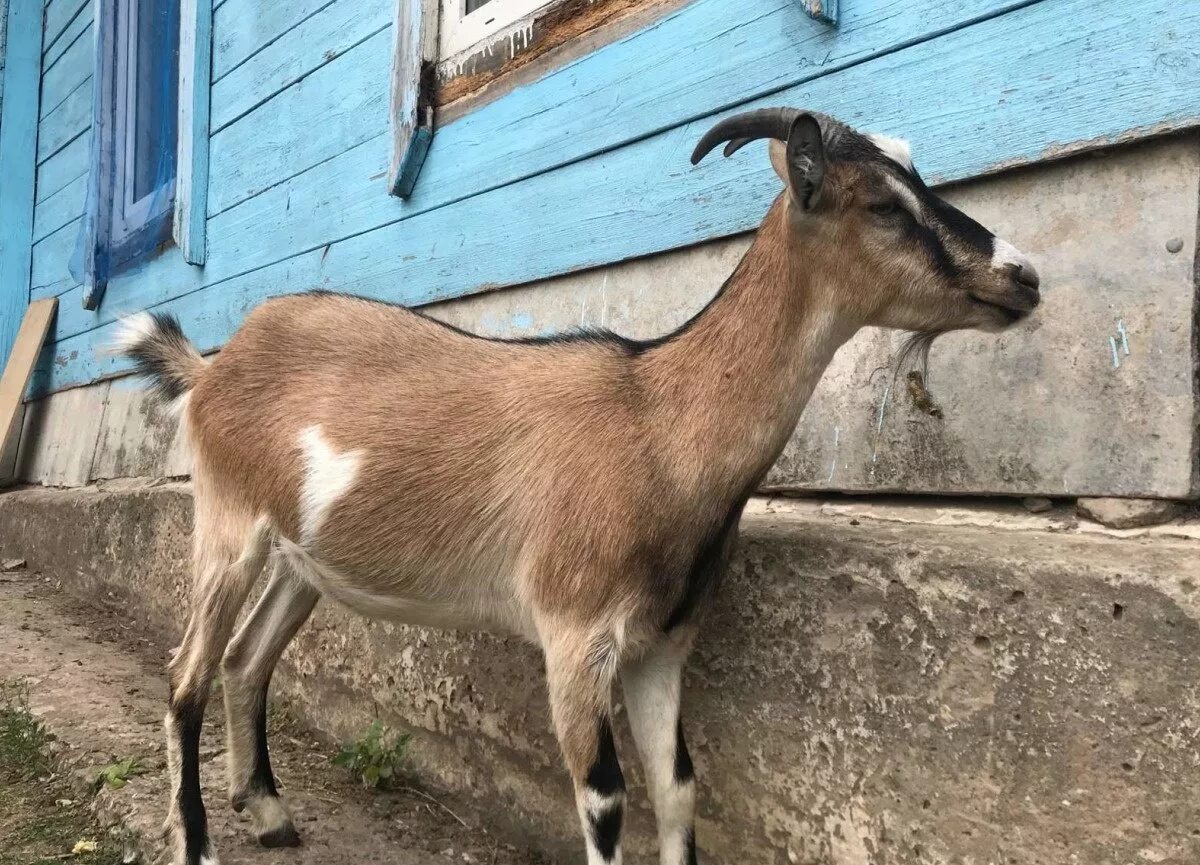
[{"x1": 690, "y1": 108, "x2": 801, "y2": 165}]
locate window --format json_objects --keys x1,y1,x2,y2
[
  {"x1": 111, "y1": 0, "x2": 180, "y2": 255},
  {"x1": 439, "y1": 0, "x2": 559, "y2": 62},
  {"x1": 390, "y1": 0, "x2": 568, "y2": 199},
  {"x1": 75, "y1": 0, "x2": 184, "y2": 308}
]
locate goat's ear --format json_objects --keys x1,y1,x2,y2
[{"x1": 770, "y1": 113, "x2": 825, "y2": 211}]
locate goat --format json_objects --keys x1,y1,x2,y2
[{"x1": 116, "y1": 108, "x2": 1040, "y2": 865}]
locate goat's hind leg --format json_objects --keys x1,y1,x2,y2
[
  {"x1": 165, "y1": 516, "x2": 272, "y2": 865},
  {"x1": 221, "y1": 555, "x2": 319, "y2": 847}
]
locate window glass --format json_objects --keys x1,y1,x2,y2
[{"x1": 131, "y1": 0, "x2": 180, "y2": 202}]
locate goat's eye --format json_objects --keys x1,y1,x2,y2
[{"x1": 869, "y1": 201, "x2": 898, "y2": 216}]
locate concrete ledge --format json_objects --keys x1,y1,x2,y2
[{"x1": 3, "y1": 482, "x2": 1200, "y2": 863}]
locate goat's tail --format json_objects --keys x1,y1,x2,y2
[{"x1": 112, "y1": 311, "x2": 207, "y2": 406}]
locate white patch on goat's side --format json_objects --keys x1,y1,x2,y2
[
  {"x1": 109, "y1": 311, "x2": 158, "y2": 354},
  {"x1": 297, "y1": 425, "x2": 363, "y2": 547},
  {"x1": 883, "y1": 175, "x2": 923, "y2": 222},
  {"x1": 868, "y1": 133, "x2": 914, "y2": 171}
]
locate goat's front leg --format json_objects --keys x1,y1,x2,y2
[
  {"x1": 621, "y1": 631, "x2": 698, "y2": 865},
  {"x1": 543, "y1": 627, "x2": 626, "y2": 865}
]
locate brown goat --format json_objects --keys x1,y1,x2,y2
[{"x1": 116, "y1": 108, "x2": 1040, "y2": 865}]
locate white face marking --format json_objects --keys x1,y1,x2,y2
[
  {"x1": 883, "y1": 175, "x2": 923, "y2": 222},
  {"x1": 297, "y1": 425, "x2": 363, "y2": 547},
  {"x1": 991, "y1": 236, "x2": 1036, "y2": 280},
  {"x1": 867, "y1": 133, "x2": 914, "y2": 171}
]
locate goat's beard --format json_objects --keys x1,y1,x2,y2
[{"x1": 894, "y1": 330, "x2": 943, "y2": 418}]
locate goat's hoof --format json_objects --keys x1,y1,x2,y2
[{"x1": 257, "y1": 824, "x2": 302, "y2": 848}]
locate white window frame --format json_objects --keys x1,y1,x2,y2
[{"x1": 439, "y1": 0, "x2": 559, "y2": 61}]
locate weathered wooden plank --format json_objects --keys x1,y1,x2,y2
[
  {"x1": 29, "y1": 216, "x2": 80, "y2": 298},
  {"x1": 43, "y1": 6, "x2": 89, "y2": 67},
  {"x1": 0, "y1": 299, "x2": 57, "y2": 485},
  {"x1": 32, "y1": 169, "x2": 85, "y2": 241},
  {"x1": 187, "y1": 0, "x2": 1038, "y2": 280},
  {"x1": 35, "y1": 127, "x2": 88, "y2": 202},
  {"x1": 174, "y1": 0, "x2": 212, "y2": 264},
  {"x1": 207, "y1": 25, "x2": 391, "y2": 215},
  {"x1": 1, "y1": 0, "x2": 42, "y2": 361},
  {"x1": 211, "y1": 0, "x2": 389, "y2": 132},
  {"x1": 38, "y1": 16, "x2": 90, "y2": 118},
  {"x1": 36, "y1": 73, "x2": 90, "y2": 163},
  {"x1": 41, "y1": 0, "x2": 87, "y2": 54},
  {"x1": 89, "y1": 382, "x2": 188, "y2": 480},
  {"x1": 41, "y1": 0, "x2": 1200, "y2": 358},
  {"x1": 42, "y1": 0, "x2": 1195, "y2": 350},
  {"x1": 15, "y1": 380, "x2": 108, "y2": 486},
  {"x1": 206, "y1": 0, "x2": 1024, "y2": 214},
  {"x1": 387, "y1": 0, "x2": 436, "y2": 198},
  {"x1": 212, "y1": 0, "x2": 333, "y2": 81}
]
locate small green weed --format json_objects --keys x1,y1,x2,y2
[
  {"x1": 0, "y1": 681, "x2": 53, "y2": 783},
  {"x1": 332, "y1": 720, "x2": 411, "y2": 788},
  {"x1": 94, "y1": 757, "x2": 147, "y2": 791}
]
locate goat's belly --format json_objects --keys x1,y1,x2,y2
[{"x1": 276, "y1": 538, "x2": 536, "y2": 639}]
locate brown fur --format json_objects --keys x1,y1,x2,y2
[{"x1": 126, "y1": 112, "x2": 1039, "y2": 865}]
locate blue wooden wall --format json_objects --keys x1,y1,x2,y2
[{"x1": 15, "y1": 0, "x2": 1200, "y2": 395}]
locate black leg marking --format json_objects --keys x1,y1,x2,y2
[
  {"x1": 584, "y1": 717, "x2": 625, "y2": 862},
  {"x1": 174, "y1": 698, "x2": 211, "y2": 865},
  {"x1": 249, "y1": 686, "x2": 302, "y2": 848},
  {"x1": 249, "y1": 685, "x2": 280, "y2": 798},
  {"x1": 684, "y1": 828, "x2": 698, "y2": 865},
  {"x1": 586, "y1": 718, "x2": 626, "y2": 797},
  {"x1": 590, "y1": 802, "x2": 624, "y2": 862},
  {"x1": 674, "y1": 719, "x2": 695, "y2": 784}
]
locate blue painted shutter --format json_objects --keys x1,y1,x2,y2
[{"x1": 388, "y1": 0, "x2": 438, "y2": 198}]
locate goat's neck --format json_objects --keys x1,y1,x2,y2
[{"x1": 642, "y1": 198, "x2": 857, "y2": 502}]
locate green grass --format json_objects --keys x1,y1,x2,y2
[
  {"x1": 0, "y1": 681, "x2": 127, "y2": 865},
  {"x1": 94, "y1": 757, "x2": 147, "y2": 792},
  {"x1": 332, "y1": 719, "x2": 412, "y2": 789}
]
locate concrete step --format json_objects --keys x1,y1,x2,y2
[
  {"x1": 0, "y1": 572, "x2": 545, "y2": 865},
  {"x1": 3, "y1": 481, "x2": 1200, "y2": 864}
]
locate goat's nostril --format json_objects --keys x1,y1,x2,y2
[{"x1": 1014, "y1": 262, "x2": 1040, "y2": 291}]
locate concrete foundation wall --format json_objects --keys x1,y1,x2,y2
[
  {"x1": 12, "y1": 135, "x2": 1200, "y2": 499},
  {"x1": 4, "y1": 483, "x2": 1200, "y2": 864}
]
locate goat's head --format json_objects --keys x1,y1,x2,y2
[{"x1": 692, "y1": 108, "x2": 1041, "y2": 334}]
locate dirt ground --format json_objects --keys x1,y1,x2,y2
[
  {"x1": 0, "y1": 566, "x2": 549, "y2": 865},
  {"x1": 0, "y1": 681, "x2": 128, "y2": 864}
]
